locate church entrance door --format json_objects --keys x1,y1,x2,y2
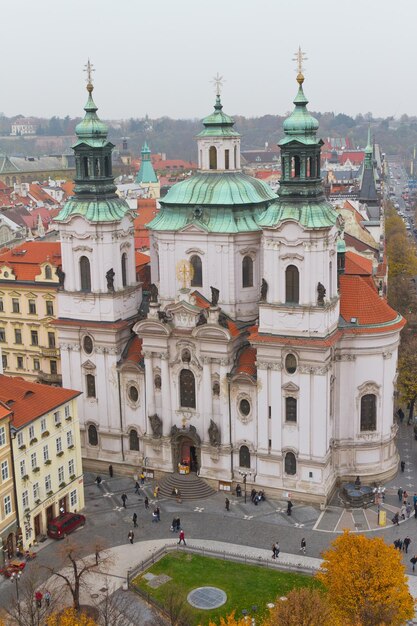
[
  {"x1": 180, "y1": 440, "x2": 199, "y2": 472},
  {"x1": 171, "y1": 424, "x2": 201, "y2": 474}
]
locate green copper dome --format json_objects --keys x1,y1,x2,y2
[
  {"x1": 74, "y1": 84, "x2": 109, "y2": 148},
  {"x1": 197, "y1": 95, "x2": 240, "y2": 138},
  {"x1": 135, "y1": 141, "x2": 158, "y2": 184},
  {"x1": 281, "y1": 76, "x2": 319, "y2": 144}
]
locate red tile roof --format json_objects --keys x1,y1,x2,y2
[
  {"x1": 235, "y1": 346, "x2": 256, "y2": 377},
  {"x1": 135, "y1": 251, "x2": 150, "y2": 269},
  {"x1": 0, "y1": 375, "x2": 80, "y2": 429},
  {"x1": 339, "y1": 151, "x2": 364, "y2": 166},
  {"x1": 339, "y1": 274, "x2": 400, "y2": 326},
  {"x1": 249, "y1": 327, "x2": 342, "y2": 348},
  {"x1": 61, "y1": 181, "x2": 75, "y2": 197},
  {"x1": 0, "y1": 401, "x2": 12, "y2": 421},
  {"x1": 345, "y1": 251, "x2": 373, "y2": 276},
  {"x1": 134, "y1": 199, "x2": 159, "y2": 248},
  {"x1": 0, "y1": 241, "x2": 61, "y2": 281},
  {"x1": 28, "y1": 184, "x2": 55, "y2": 205},
  {"x1": 125, "y1": 336, "x2": 143, "y2": 364}
]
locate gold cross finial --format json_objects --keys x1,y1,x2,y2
[
  {"x1": 212, "y1": 73, "x2": 224, "y2": 97},
  {"x1": 84, "y1": 59, "x2": 95, "y2": 91},
  {"x1": 292, "y1": 46, "x2": 307, "y2": 84}
]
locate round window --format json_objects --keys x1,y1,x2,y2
[
  {"x1": 285, "y1": 354, "x2": 297, "y2": 374},
  {"x1": 239, "y1": 399, "x2": 251, "y2": 416},
  {"x1": 83, "y1": 336, "x2": 93, "y2": 355},
  {"x1": 128, "y1": 386, "x2": 139, "y2": 402}
]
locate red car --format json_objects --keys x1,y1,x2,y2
[{"x1": 47, "y1": 512, "x2": 86, "y2": 539}]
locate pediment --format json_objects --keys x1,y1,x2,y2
[
  {"x1": 82, "y1": 359, "x2": 96, "y2": 370},
  {"x1": 282, "y1": 381, "x2": 299, "y2": 392},
  {"x1": 133, "y1": 319, "x2": 171, "y2": 336},
  {"x1": 166, "y1": 300, "x2": 200, "y2": 330},
  {"x1": 192, "y1": 324, "x2": 230, "y2": 341},
  {"x1": 178, "y1": 222, "x2": 209, "y2": 234}
]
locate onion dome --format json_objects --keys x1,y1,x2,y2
[
  {"x1": 74, "y1": 82, "x2": 109, "y2": 146},
  {"x1": 282, "y1": 73, "x2": 319, "y2": 142},
  {"x1": 197, "y1": 94, "x2": 240, "y2": 138}
]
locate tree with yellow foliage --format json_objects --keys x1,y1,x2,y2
[
  {"x1": 208, "y1": 611, "x2": 250, "y2": 626},
  {"x1": 262, "y1": 587, "x2": 339, "y2": 626},
  {"x1": 47, "y1": 607, "x2": 98, "y2": 626},
  {"x1": 317, "y1": 530, "x2": 415, "y2": 626}
]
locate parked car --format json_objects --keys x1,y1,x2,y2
[{"x1": 47, "y1": 512, "x2": 86, "y2": 539}]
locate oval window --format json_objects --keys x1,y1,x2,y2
[
  {"x1": 128, "y1": 386, "x2": 139, "y2": 402},
  {"x1": 285, "y1": 354, "x2": 297, "y2": 374},
  {"x1": 83, "y1": 336, "x2": 93, "y2": 354},
  {"x1": 239, "y1": 399, "x2": 250, "y2": 416}
]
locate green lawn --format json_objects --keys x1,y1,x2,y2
[{"x1": 131, "y1": 552, "x2": 320, "y2": 625}]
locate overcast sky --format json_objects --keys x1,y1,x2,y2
[{"x1": 4, "y1": 0, "x2": 416, "y2": 120}]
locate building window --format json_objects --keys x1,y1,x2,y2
[
  {"x1": 0, "y1": 299, "x2": 3, "y2": 312},
  {"x1": 360, "y1": 394, "x2": 377, "y2": 431},
  {"x1": 65, "y1": 405, "x2": 71, "y2": 419},
  {"x1": 83, "y1": 156, "x2": 89, "y2": 178},
  {"x1": 56, "y1": 437, "x2": 62, "y2": 454},
  {"x1": 285, "y1": 452, "x2": 297, "y2": 475},
  {"x1": 45, "y1": 475, "x2": 51, "y2": 492},
  {"x1": 41, "y1": 418, "x2": 46, "y2": 432},
  {"x1": 54, "y1": 411, "x2": 61, "y2": 425},
  {"x1": 128, "y1": 385, "x2": 139, "y2": 403},
  {"x1": 242, "y1": 256, "x2": 254, "y2": 288},
  {"x1": 0, "y1": 328, "x2": 5, "y2": 343},
  {"x1": 48, "y1": 332, "x2": 56, "y2": 348},
  {"x1": 179, "y1": 369, "x2": 196, "y2": 408},
  {"x1": 17, "y1": 433, "x2": 23, "y2": 448},
  {"x1": 12, "y1": 298, "x2": 20, "y2": 313},
  {"x1": 32, "y1": 483, "x2": 39, "y2": 500},
  {"x1": 129, "y1": 429, "x2": 139, "y2": 451},
  {"x1": 33, "y1": 359, "x2": 40, "y2": 371},
  {"x1": 15, "y1": 329, "x2": 22, "y2": 344},
  {"x1": 30, "y1": 452, "x2": 37, "y2": 469},
  {"x1": 154, "y1": 374, "x2": 161, "y2": 390},
  {"x1": 121, "y1": 253, "x2": 127, "y2": 287},
  {"x1": 43, "y1": 445, "x2": 49, "y2": 462},
  {"x1": 67, "y1": 431, "x2": 73, "y2": 447},
  {"x1": 31, "y1": 330, "x2": 39, "y2": 346},
  {"x1": 86, "y1": 374, "x2": 96, "y2": 398},
  {"x1": 4, "y1": 495, "x2": 11, "y2": 516},
  {"x1": 58, "y1": 466, "x2": 64, "y2": 484},
  {"x1": 239, "y1": 445, "x2": 250, "y2": 468},
  {"x1": 17, "y1": 356, "x2": 23, "y2": 369},
  {"x1": 239, "y1": 399, "x2": 251, "y2": 417},
  {"x1": 1, "y1": 459, "x2": 9, "y2": 481},
  {"x1": 29, "y1": 425, "x2": 35, "y2": 440},
  {"x1": 80, "y1": 256, "x2": 91, "y2": 292},
  {"x1": 225, "y1": 149, "x2": 230, "y2": 170},
  {"x1": 285, "y1": 397, "x2": 297, "y2": 423},
  {"x1": 190, "y1": 255, "x2": 203, "y2": 287},
  {"x1": 0, "y1": 426, "x2": 5, "y2": 446},
  {"x1": 2, "y1": 354, "x2": 7, "y2": 369},
  {"x1": 209, "y1": 146, "x2": 217, "y2": 170},
  {"x1": 88, "y1": 424, "x2": 98, "y2": 446},
  {"x1": 68, "y1": 459, "x2": 75, "y2": 476},
  {"x1": 285, "y1": 265, "x2": 299, "y2": 304},
  {"x1": 285, "y1": 354, "x2": 297, "y2": 374},
  {"x1": 50, "y1": 360, "x2": 57, "y2": 375},
  {"x1": 70, "y1": 489, "x2": 77, "y2": 507},
  {"x1": 22, "y1": 490, "x2": 29, "y2": 508},
  {"x1": 20, "y1": 460, "x2": 26, "y2": 477},
  {"x1": 28, "y1": 299, "x2": 36, "y2": 315},
  {"x1": 45, "y1": 265, "x2": 52, "y2": 280},
  {"x1": 83, "y1": 336, "x2": 93, "y2": 354},
  {"x1": 46, "y1": 301, "x2": 54, "y2": 316}
]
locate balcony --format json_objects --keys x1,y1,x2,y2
[
  {"x1": 37, "y1": 371, "x2": 62, "y2": 386},
  {"x1": 41, "y1": 347, "x2": 60, "y2": 358}
]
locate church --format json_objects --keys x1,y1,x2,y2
[{"x1": 55, "y1": 62, "x2": 404, "y2": 504}]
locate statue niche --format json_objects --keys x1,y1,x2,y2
[
  {"x1": 149, "y1": 413, "x2": 162, "y2": 438},
  {"x1": 208, "y1": 419, "x2": 221, "y2": 447}
]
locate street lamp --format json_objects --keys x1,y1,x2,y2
[
  {"x1": 238, "y1": 469, "x2": 252, "y2": 504},
  {"x1": 10, "y1": 570, "x2": 22, "y2": 618}
]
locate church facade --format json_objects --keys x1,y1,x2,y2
[{"x1": 55, "y1": 69, "x2": 403, "y2": 503}]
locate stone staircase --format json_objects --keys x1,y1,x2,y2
[{"x1": 158, "y1": 473, "x2": 216, "y2": 500}]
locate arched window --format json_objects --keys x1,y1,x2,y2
[
  {"x1": 285, "y1": 452, "x2": 297, "y2": 475},
  {"x1": 225, "y1": 149, "x2": 230, "y2": 170},
  {"x1": 316, "y1": 155, "x2": 321, "y2": 179},
  {"x1": 190, "y1": 255, "x2": 202, "y2": 287},
  {"x1": 209, "y1": 146, "x2": 217, "y2": 170},
  {"x1": 83, "y1": 157, "x2": 89, "y2": 178},
  {"x1": 180, "y1": 369, "x2": 196, "y2": 408},
  {"x1": 285, "y1": 397, "x2": 297, "y2": 422},
  {"x1": 94, "y1": 158, "x2": 101, "y2": 177},
  {"x1": 129, "y1": 429, "x2": 139, "y2": 451},
  {"x1": 45, "y1": 265, "x2": 52, "y2": 280},
  {"x1": 234, "y1": 145, "x2": 237, "y2": 169},
  {"x1": 88, "y1": 424, "x2": 98, "y2": 446},
  {"x1": 104, "y1": 156, "x2": 111, "y2": 177},
  {"x1": 239, "y1": 445, "x2": 250, "y2": 468},
  {"x1": 285, "y1": 265, "x2": 299, "y2": 304},
  {"x1": 121, "y1": 253, "x2": 127, "y2": 287},
  {"x1": 86, "y1": 374, "x2": 96, "y2": 398},
  {"x1": 294, "y1": 155, "x2": 301, "y2": 177},
  {"x1": 242, "y1": 256, "x2": 254, "y2": 288},
  {"x1": 360, "y1": 394, "x2": 376, "y2": 431},
  {"x1": 80, "y1": 256, "x2": 91, "y2": 292}
]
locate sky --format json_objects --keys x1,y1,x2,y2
[{"x1": 3, "y1": 0, "x2": 417, "y2": 120}]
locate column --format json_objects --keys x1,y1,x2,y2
[
  {"x1": 219, "y1": 359, "x2": 231, "y2": 444},
  {"x1": 160, "y1": 353, "x2": 171, "y2": 436},
  {"x1": 143, "y1": 352, "x2": 155, "y2": 430},
  {"x1": 256, "y1": 361, "x2": 269, "y2": 452},
  {"x1": 202, "y1": 357, "x2": 213, "y2": 441}
]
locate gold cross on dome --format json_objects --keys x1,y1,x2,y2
[
  {"x1": 292, "y1": 46, "x2": 308, "y2": 75},
  {"x1": 212, "y1": 73, "x2": 224, "y2": 96},
  {"x1": 84, "y1": 59, "x2": 95, "y2": 85}
]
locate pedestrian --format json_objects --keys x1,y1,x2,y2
[
  {"x1": 407, "y1": 502, "x2": 412, "y2": 518},
  {"x1": 392, "y1": 512, "x2": 400, "y2": 526},
  {"x1": 35, "y1": 591, "x2": 43, "y2": 608},
  {"x1": 404, "y1": 490, "x2": 409, "y2": 501},
  {"x1": 95, "y1": 548, "x2": 100, "y2": 565},
  {"x1": 44, "y1": 590, "x2": 51, "y2": 607},
  {"x1": 413, "y1": 493, "x2": 417, "y2": 507},
  {"x1": 133, "y1": 512, "x2": 138, "y2": 528},
  {"x1": 109, "y1": 464, "x2": 113, "y2": 478},
  {"x1": 121, "y1": 493, "x2": 127, "y2": 508},
  {"x1": 401, "y1": 461, "x2": 406, "y2": 472},
  {"x1": 95, "y1": 475, "x2": 102, "y2": 486},
  {"x1": 144, "y1": 496, "x2": 149, "y2": 509},
  {"x1": 271, "y1": 542, "x2": 277, "y2": 559},
  {"x1": 152, "y1": 510, "x2": 158, "y2": 523},
  {"x1": 236, "y1": 483, "x2": 242, "y2": 497},
  {"x1": 398, "y1": 407, "x2": 405, "y2": 423},
  {"x1": 176, "y1": 518, "x2": 181, "y2": 532},
  {"x1": 398, "y1": 539, "x2": 404, "y2": 551},
  {"x1": 178, "y1": 529, "x2": 186, "y2": 545},
  {"x1": 171, "y1": 518, "x2": 176, "y2": 532},
  {"x1": 128, "y1": 530, "x2": 134, "y2": 544},
  {"x1": 414, "y1": 502, "x2": 417, "y2": 519},
  {"x1": 225, "y1": 497, "x2": 230, "y2": 511},
  {"x1": 300, "y1": 538, "x2": 306, "y2": 554},
  {"x1": 250, "y1": 489, "x2": 256, "y2": 503},
  {"x1": 404, "y1": 536, "x2": 412, "y2": 553},
  {"x1": 274, "y1": 542, "x2": 280, "y2": 558},
  {"x1": 134, "y1": 481, "x2": 140, "y2": 494},
  {"x1": 140, "y1": 472, "x2": 145, "y2": 486},
  {"x1": 401, "y1": 505, "x2": 406, "y2": 520},
  {"x1": 398, "y1": 487, "x2": 403, "y2": 502},
  {"x1": 411, "y1": 555, "x2": 417, "y2": 572},
  {"x1": 153, "y1": 485, "x2": 159, "y2": 498},
  {"x1": 156, "y1": 506, "x2": 160, "y2": 522},
  {"x1": 287, "y1": 501, "x2": 293, "y2": 516},
  {"x1": 394, "y1": 539, "x2": 400, "y2": 550}
]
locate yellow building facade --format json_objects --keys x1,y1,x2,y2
[
  {"x1": 0, "y1": 403, "x2": 17, "y2": 564},
  {"x1": 0, "y1": 242, "x2": 62, "y2": 384}
]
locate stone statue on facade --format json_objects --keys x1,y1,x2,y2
[
  {"x1": 208, "y1": 419, "x2": 221, "y2": 446},
  {"x1": 106, "y1": 268, "x2": 115, "y2": 292},
  {"x1": 210, "y1": 286, "x2": 220, "y2": 307},
  {"x1": 150, "y1": 283, "x2": 159, "y2": 303},
  {"x1": 218, "y1": 311, "x2": 229, "y2": 329},
  {"x1": 196, "y1": 309, "x2": 207, "y2": 326},
  {"x1": 260, "y1": 278, "x2": 268, "y2": 301},
  {"x1": 158, "y1": 311, "x2": 171, "y2": 323},
  {"x1": 317, "y1": 282, "x2": 326, "y2": 305},
  {"x1": 149, "y1": 413, "x2": 162, "y2": 438},
  {"x1": 55, "y1": 265, "x2": 65, "y2": 289}
]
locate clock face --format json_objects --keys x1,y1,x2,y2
[{"x1": 176, "y1": 260, "x2": 194, "y2": 288}]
